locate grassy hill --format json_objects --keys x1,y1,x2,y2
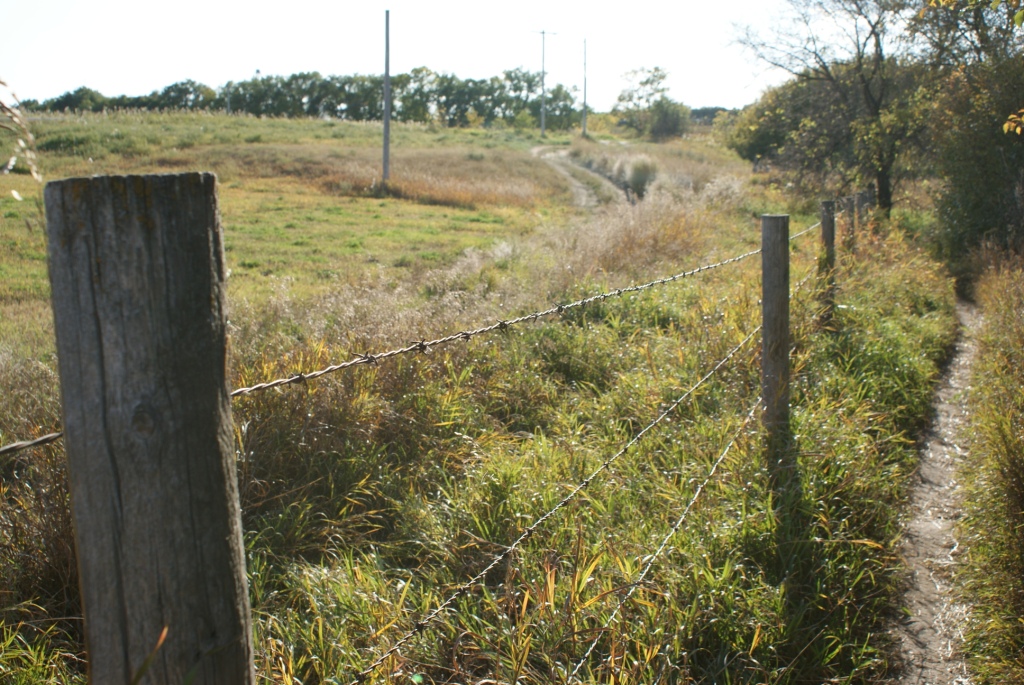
[{"x1": 0, "y1": 111, "x2": 956, "y2": 683}]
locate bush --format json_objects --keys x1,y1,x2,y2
[
  {"x1": 648, "y1": 97, "x2": 690, "y2": 140},
  {"x1": 931, "y1": 57, "x2": 1024, "y2": 279},
  {"x1": 627, "y1": 155, "x2": 657, "y2": 199}
]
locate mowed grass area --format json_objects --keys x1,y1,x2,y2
[
  {"x1": 0, "y1": 111, "x2": 958, "y2": 684},
  {"x1": 218, "y1": 181, "x2": 538, "y2": 302},
  {"x1": 0, "y1": 111, "x2": 574, "y2": 356}
]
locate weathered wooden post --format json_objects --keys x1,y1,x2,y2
[
  {"x1": 843, "y1": 195, "x2": 857, "y2": 254},
  {"x1": 856, "y1": 190, "x2": 869, "y2": 235},
  {"x1": 46, "y1": 173, "x2": 254, "y2": 685},
  {"x1": 819, "y1": 200, "x2": 836, "y2": 326},
  {"x1": 762, "y1": 215, "x2": 792, "y2": 481}
]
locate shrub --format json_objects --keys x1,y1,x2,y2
[
  {"x1": 648, "y1": 97, "x2": 691, "y2": 140},
  {"x1": 627, "y1": 155, "x2": 658, "y2": 199}
]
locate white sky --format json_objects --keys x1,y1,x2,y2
[{"x1": 2, "y1": 0, "x2": 793, "y2": 112}]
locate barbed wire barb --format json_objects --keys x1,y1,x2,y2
[{"x1": 346, "y1": 325, "x2": 762, "y2": 685}]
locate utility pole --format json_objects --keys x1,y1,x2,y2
[
  {"x1": 383, "y1": 10, "x2": 391, "y2": 184},
  {"x1": 582, "y1": 39, "x2": 587, "y2": 137},
  {"x1": 540, "y1": 30, "x2": 547, "y2": 137},
  {"x1": 537, "y1": 30, "x2": 556, "y2": 137}
]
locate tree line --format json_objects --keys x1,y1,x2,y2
[
  {"x1": 22, "y1": 68, "x2": 577, "y2": 129},
  {"x1": 22, "y1": 66, "x2": 697, "y2": 139},
  {"x1": 21, "y1": 68, "x2": 579, "y2": 130},
  {"x1": 716, "y1": 0, "x2": 1024, "y2": 273}
]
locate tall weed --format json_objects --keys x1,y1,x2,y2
[{"x1": 957, "y1": 259, "x2": 1024, "y2": 684}]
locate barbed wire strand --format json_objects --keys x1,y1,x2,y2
[
  {"x1": 347, "y1": 326, "x2": 762, "y2": 685},
  {"x1": 565, "y1": 397, "x2": 761, "y2": 684},
  {"x1": 0, "y1": 250, "x2": 764, "y2": 457},
  {"x1": 789, "y1": 222, "x2": 821, "y2": 242},
  {"x1": 233, "y1": 249, "x2": 763, "y2": 397},
  {"x1": 0, "y1": 431, "x2": 63, "y2": 457},
  {"x1": 0, "y1": 236, "x2": 811, "y2": 460},
  {"x1": 791, "y1": 264, "x2": 818, "y2": 297}
]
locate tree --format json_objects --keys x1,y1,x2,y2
[
  {"x1": 648, "y1": 96, "x2": 691, "y2": 139},
  {"x1": 739, "y1": 0, "x2": 925, "y2": 213},
  {"x1": 614, "y1": 67, "x2": 669, "y2": 134},
  {"x1": 500, "y1": 68, "x2": 541, "y2": 120},
  {"x1": 930, "y1": 0, "x2": 1024, "y2": 28},
  {"x1": 529, "y1": 83, "x2": 577, "y2": 130},
  {"x1": 156, "y1": 80, "x2": 217, "y2": 110},
  {"x1": 44, "y1": 86, "x2": 109, "y2": 112},
  {"x1": 913, "y1": 0, "x2": 1024, "y2": 263},
  {"x1": 392, "y1": 67, "x2": 432, "y2": 123}
]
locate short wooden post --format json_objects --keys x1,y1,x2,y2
[
  {"x1": 46, "y1": 173, "x2": 254, "y2": 685},
  {"x1": 856, "y1": 191, "x2": 868, "y2": 235},
  {"x1": 819, "y1": 200, "x2": 836, "y2": 325},
  {"x1": 762, "y1": 215, "x2": 791, "y2": 477},
  {"x1": 843, "y1": 195, "x2": 857, "y2": 254}
]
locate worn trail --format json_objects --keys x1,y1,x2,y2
[{"x1": 892, "y1": 301, "x2": 978, "y2": 684}]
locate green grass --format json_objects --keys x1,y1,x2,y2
[
  {"x1": 956, "y1": 262, "x2": 1024, "y2": 684},
  {"x1": 221, "y1": 234, "x2": 954, "y2": 684},
  {"x1": 0, "y1": 111, "x2": 959, "y2": 683}
]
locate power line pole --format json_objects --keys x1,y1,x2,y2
[
  {"x1": 541, "y1": 30, "x2": 547, "y2": 137},
  {"x1": 536, "y1": 30, "x2": 556, "y2": 137},
  {"x1": 383, "y1": 9, "x2": 391, "y2": 184},
  {"x1": 582, "y1": 39, "x2": 587, "y2": 137}
]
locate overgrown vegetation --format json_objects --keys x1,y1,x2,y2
[
  {"x1": 1, "y1": 0, "x2": 1004, "y2": 677},
  {"x1": 718, "y1": 0, "x2": 1024, "y2": 278},
  {"x1": 957, "y1": 261, "x2": 1024, "y2": 684},
  {"x1": 0, "y1": 107, "x2": 959, "y2": 682}
]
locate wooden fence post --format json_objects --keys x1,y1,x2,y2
[
  {"x1": 762, "y1": 215, "x2": 791, "y2": 479},
  {"x1": 856, "y1": 190, "x2": 868, "y2": 235},
  {"x1": 45, "y1": 173, "x2": 254, "y2": 685},
  {"x1": 819, "y1": 200, "x2": 836, "y2": 326},
  {"x1": 843, "y1": 195, "x2": 857, "y2": 254}
]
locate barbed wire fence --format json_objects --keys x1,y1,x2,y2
[
  {"x1": 0, "y1": 219, "x2": 835, "y2": 459},
  {"x1": 0, "y1": 247, "x2": 774, "y2": 457},
  {"x1": 348, "y1": 325, "x2": 762, "y2": 684},
  {"x1": 0, "y1": 238, "x2": 815, "y2": 459},
  {"x1": 1, "y1": 181, "x2": 875, "y2": 683},
  {"x1": 563, "y1": 397, "x2": 762, "y2": 684}
]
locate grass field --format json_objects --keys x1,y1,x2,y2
[{"x1": 0, "y1": 111, "x2": 956, "y2": 683}]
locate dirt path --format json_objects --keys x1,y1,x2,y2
[
  {"x1": 891, "y1": 301, "x2": 979, "y2": 684},
  {"x1": 531, "y1": 146, "x2": 625, "y2": 208}
]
